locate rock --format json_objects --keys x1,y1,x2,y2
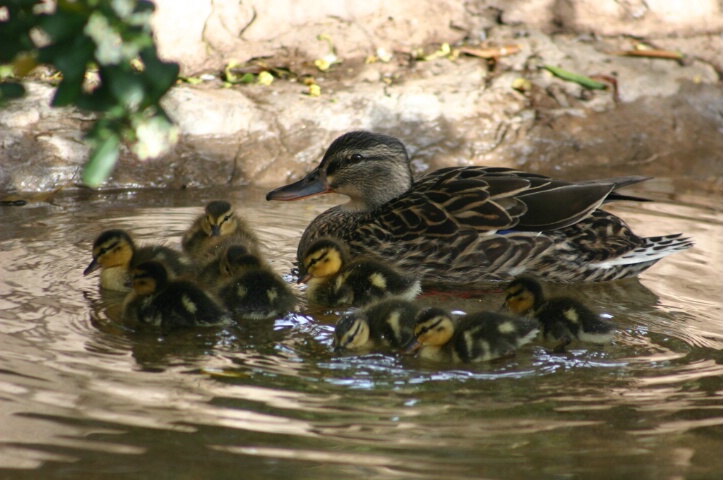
[{"x1": 0, "y1": 1, "x2": 721, "y2": 193}]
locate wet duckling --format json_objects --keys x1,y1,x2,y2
[
  {"x1": 218, "y1": 253, "x2": 297, "y2": 320},
  {"x1": 84, "y1": 229, "x2": 193, "y2": 292},
  {"x1": 300, "y1": 237, "x2": 421, "y2": 308},
  {"x1": 182, "y1": 200, "x2": 260, "y2": 262},
  {"x1": 504, "y1": 276, "x2": 616, "y2": 352},
  {"x1": 333, "y1": 298, "x2": 420, "y2": 352},
  {"x1": 197, "y1": 244, "x2": 254, "y2": 289},
  {"x1": 123, "y1": 261, "x2": 231, "y2": 331},
  {"x1": 408, "y1": 307, "x2": 539, "y2": 363}
]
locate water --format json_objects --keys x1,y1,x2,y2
[{"x1": 0, "y1": 182, "x2": 721, "y2": 479}]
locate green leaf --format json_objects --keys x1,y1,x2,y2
[
  {"x1": 39, "y1": 11, "x2": 88, "y2": 43},
  {"x1": 40, "y1": 35, "x2": 94, "y2": 81},
  {"x1": 51, "y1": 77, "x2": 83, "y2": 106},
  {"x1": 543, "y1": 65, "x2": 607, "y2": 90},
  {"x1": 0, "y1": 82, "x2": 26, "y2": 102},
  {"x1": 139, "y1": 47, "x2": 179, "y2": 99},
  {"x1": 106, "y1": 67, "x2": 145, "y2": 109},
  {"x1": 83, "y1": 132, "x2": 121, "y2": 188}
]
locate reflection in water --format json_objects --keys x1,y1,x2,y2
[{"x1": 0, "y1": 184, "x2": 721, "y2": 479}]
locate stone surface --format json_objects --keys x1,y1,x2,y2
[{"x1": 0, "y1": 1, "x2": 721, "y2": 194}]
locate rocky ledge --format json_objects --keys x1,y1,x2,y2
[{"x1": 1, "y1": 0, "x2": 721, "y2": 194}]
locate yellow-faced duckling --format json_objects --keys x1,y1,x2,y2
[
  {"x1": 408, "y1": 307, "x2": 539, "y2": 363},
  {"x1": 300, "y1": 237, "x2": 421, "y2": 308},
  {"x1": 217, "y1": 252, "x2": 297, "y2": 320},
  {"x1": 504, "y1": 276, "x2": 616, "y2": 352},
  {"x1": 84, "y1": 229, "x2": 193, "y2": 292},
  {"x1": 123, "y1": 261, "x2": 231, "y2": 331},
  {"x1": 267, "y1": 130, "x2": 692, "y2": 284},
  {"x1": 333, "y1": 298, "x2": 420, "y2": 352},
  {"x1": 182, "y1": 200, "x2": 260, "y2": 262}
]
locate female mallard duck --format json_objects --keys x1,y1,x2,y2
[
  {"x1": 300, "y1": 237, "x2": 421, "y2": 308},
  {"x1": 217, "y1": 251, "x2": 297, "y2": 320},
  {"x1": 84, "y1": 229, "x2": 193, "y2": 292},
  {"x1": 333, "y1": 298, "x2": 420, "y2": 352},
  {"x1": 182, "y1": 200, "x2": 260, "y2": 262},
  {"x1": 408, "y1": 307, "x2": 539, "y2": 363},
  {"x1": 504, "y1": 276, "x2": 615, "y2": 352},
  {"x1": 266, "y1": 131, "x2": 692, "y2": 285},
  {"x1": 123, "y1": 261, "x2": 231, "y2": 331}
]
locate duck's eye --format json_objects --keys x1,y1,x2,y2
[
  {"x1": 223, "y1": 214, "x2": 232, "y2": 222},
  {"x1": 349, "y1": 153, "x2": 363, "y2": 163}
]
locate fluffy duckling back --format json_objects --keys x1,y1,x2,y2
[
  {"x1": 197, "y1": 244, "x2": 256, "y2": 289},
  {"x1": 182, "y1": 200, "x2": 260, "y2": 262},
  {"x1": 409, "y1": 307, "x2": 539, "y2": 363},
  {"x1": 504, "y1": 276, "x2": 616, "y2": 351},
  {"x1": 334, "y1": 298, "x2": 420, "y2": 352},
  {"x1": 123, "y1": 261, "x2": 231, "y2": 331},
  {"x1": 300, "y1": 237, "x2": 421, "y2": 308},
  {"x1": 84, "y1": 229, "x2": 193, "y2": 292},
  {"x1": 218, "y1": 251, "x2": 297, "y2": 320}
]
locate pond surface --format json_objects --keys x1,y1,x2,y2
[{"x1": 0, "y1": 181, "x2": 721, "y2": 480}]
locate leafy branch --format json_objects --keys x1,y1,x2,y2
[{"x1": 0, "y1": 0, "x2": 179, "y2": 187}]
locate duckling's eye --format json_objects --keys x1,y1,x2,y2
[
  {"x1": 349, "y1": 153, "x2": 363, "y2": 163},
  {"x1": 223, "y1": 214, "x2": 232, "y2": 222}
]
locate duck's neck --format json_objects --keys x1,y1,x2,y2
[
  {"x1": 418, "y1": 345, "x2": 451, "y2": 362},
  {"x1": 101, "y1": 266, "x2": 131, "y2": 292},
  {"x1": 338, "y1": 166, "x2": 413, "y2": 212}
]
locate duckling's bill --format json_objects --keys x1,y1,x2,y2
[{"x1": 83, "y1": 258, "x2": 100, "y2": 276}]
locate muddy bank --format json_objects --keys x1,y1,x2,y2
[{"x1": 1, "y1": 1, "x2": 721, "y2": 194}]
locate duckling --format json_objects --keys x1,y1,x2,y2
[
  {"x1": 408, "y1": 307, "x2": 539, "y2": 363},
  {"x1": 218, "y1": 253, "x2": 297, "y2": 320},
  {"x1": 504, "y1": 276, "x2": 616, "y2": 352},
  {"x1": 333, "y1": 298, "x2": 420, "y2": 352},
  {"x1": 197, "y1": 244, "x2": 254, "y2": 289},
  {"x1": 182, "y1": 200, "x2": 260, "y2": 262},
  {"x1": 84, "y1": 229, "x2": 193, "y2": 292},
  {"x1": 300, "y1": 237, "x2": 421, "y2": 308},
  {"x1": 122, "y1": 261, "x2": 231, "y2": 331}
]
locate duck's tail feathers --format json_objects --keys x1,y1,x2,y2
[{"x1": 590, "y1": 233, "x2": 694, "y2": 268}]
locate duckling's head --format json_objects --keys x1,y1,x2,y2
[
  {"x1": 409, "y1": 307, "x2": 455, "y2": 349},
  {"x1": 504, "y1": 276, "x2": 544, "y2": 315},
  {"x1": 201, "y1": 200, "x2": 237, "y2": 237},
  {"x1": 266, "y1": 131, "x2": 414, "y2": 211},
  {"x1": 130, "y1": 261, "x2": 170, "y2": 296},
  {"x1": 299, "y1": 238, "x2": 349, "y2": 282},
  {"x1": 84, "y1": 229, "x2": 135, "y2": 275},
  {"x1": 333, "y1": 310, "x2": 371, "y2": 351},
  {"x1": 221, "y1": 246, "x2": 261, "y2": 277}
]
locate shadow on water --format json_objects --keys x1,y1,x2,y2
[{"x1": 0, "y1": 182, "x2": 721, "y2": 479}]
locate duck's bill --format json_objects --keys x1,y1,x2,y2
[
  {"x1": 402, "y1": 339, "x2": 421, "y2": 354},
  {"x1": 266, "y1": 168, "x2": 332, "y2": 201},
  {"x1": 296, "y1": 272, "x2": 311, "y2": 284},
  {"x1": 83, "y1": 258, "x2": 100, "y2": 276}
]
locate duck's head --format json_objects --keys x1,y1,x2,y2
[
  {"x1": 221, "y1": 245, "x2": 261, "y2": 277},
  {"x1": 333, "y1": 310, "x2": 371, "y2": 351},
  {"x1": 299, "y1": 238, "x2": 349, "y2": 283},
  {"x1": 504, "y1": 276, "x2": 544, "y2": 315},
  {"x1": 266, "y1": 131, "x2": 414, "y2": 211},
  {"x1": 201, "y1": 200, "x2": 238, "y2": 237},
  {"x1": 407, "y1": 307, "x2": 455, "y2": 351},
  {"x1": 130, "y1": 261, "x2": 169, "y2": 296},
  {"x1": 84, "y1": 229, "x2": 135, "y2": 276}
]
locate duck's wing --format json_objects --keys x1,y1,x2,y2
[{"x1": 386, "y1": 167, "x2": 650, "y2": 234}]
